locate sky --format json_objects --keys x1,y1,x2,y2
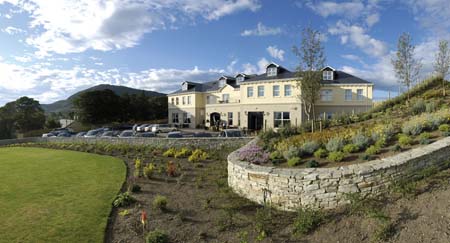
[{"x1": 0, "y1": 0, "x2": 449, "y2": 105}]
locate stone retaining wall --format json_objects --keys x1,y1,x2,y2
[{"x1": 228, "y1": 136, "x2": 450, "y2": 211}]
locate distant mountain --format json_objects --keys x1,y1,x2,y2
[{"x1": 41, "y1": 84, "x2": 166, "y2": 114}]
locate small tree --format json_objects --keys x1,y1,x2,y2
[
  {"x1": 434, "y1": 39, "x2": 450, "y2": 96},
  {"x1": 391, "y1": 32, "x2": 422, "y2": 102},
  {"x1": 293, "y1": 27, "x2": 326, "y2": 132}
]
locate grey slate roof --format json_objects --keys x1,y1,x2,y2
[{"x1": 169, "y1": 66, "x2": 371, "y2": 95}]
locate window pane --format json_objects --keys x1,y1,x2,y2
[
  {"x1": 274, "y1": 112, "x2": 281, "y2": 120},
  {"x1": 284, "y1": 85, "x2": 292, "y2": 96},
  {"x1": 273, "y1": 85, "x2": 280, "y2": 96},
  {"x1": 345, "y1": 89, "x2": 352, "y2": 101},
  {"x1": 283, "y1": 112, "x2": 290, "y2": 120},
  {"x1": 258, "y1": 86, "x2": 264, "y2": 97},
  {"x1": 247, "y1": 87, "x2": 253, "y2": 97}
]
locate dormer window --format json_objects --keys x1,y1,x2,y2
[
  {"x1": 267, "y1": 67, "x2": 277, "y2": 77},
  {"x1": 323, "y1": 71, "x2": 334, "y2": 80},
  {"x1": 236, "y1": 76, "x2": 244, "y2": 83},
  {"x1": 218, "y1": 78, "x2": 226, "y2": 88},
  {"x1": 182, "y1": 82, "x2": 188, "y2": 91}
]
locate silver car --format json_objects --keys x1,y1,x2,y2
[
  {"x1": 152, "y1": 124, "x2": 177, "y2": 133},
  {"x1": 218, "y1": 129, "x2": 244, "y2": 138}
]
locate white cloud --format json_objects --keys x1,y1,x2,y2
[
  {"x1": 13, "y1": 55, "x2": 32, "y2": 62},
  {"x1": 406, "y1": 0, "x2": 450, "y2": 36},
  {"x1": 341, "y1": 54, "x2": 363, "y2": 62},
  {"x1": 1, "y1": 26, "x2": 24, "y2": 35},
  {"x1": 305, "y1": 1, "x2": 365, "y2": 18},
  {"x1": 266, "y1": 46, "x2": 285, "y2": 61},
  {"x1": 1, "y1": 0, "x2": 260, "y2": 56},
  {"x1": 329, "y1": 21, "x2": 388, "y2": 57},
  {"x1": 366, "y1": 13, "x2": 380, "y2": 27},
  {"x1": 241, "y1": 57, "x2": 270, "y2": 74},
  {"x1": 241, "y1": 22, "x2": 282, "y2": 36}
]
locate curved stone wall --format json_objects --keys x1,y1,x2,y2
[{"x1": 227, "y1": 137, "x2": 450, "y2": 211}]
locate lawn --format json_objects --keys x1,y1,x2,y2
[{"x1": 0, "y1": 147, "x2": 126, "y2": 243}]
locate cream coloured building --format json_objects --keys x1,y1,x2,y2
[{"x1": 167, "y1": 63, "x2": 373, "y2": 130}]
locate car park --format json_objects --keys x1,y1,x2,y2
[
  {"x1": 152, "y1": 124, "x2": 177, "y2": 133},
  {"x1": 100, "y1": 131, "x2": 115, "y2": 137},
  {"x1": 118, "y1": 130, "x2": 134, "y2": 138},
  {"x1": 167, "y1": 131, "x2": 183, "y2": 138},
  {"x1": 136, "y1": 124, "x2": 149, "y2": 132},
  {"x1": 144, "y1": 124, "x2": 154, "y2": 132},
  {"x1": 135, "y1": 132, "x2": 156, "y2": 138},
  {"x1": 218, "y1": 129, "x2": 244, "y2": 138},
  {"x1": 75, "y1": 132, "x2": 86, "y2": 137},
  {"x1": 84, "y1": 129, "x2": 104, "y2": 138}
]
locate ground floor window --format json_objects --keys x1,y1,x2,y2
[
  {"x1": 274, "y1": 112, "x2": 290, "y2": 128},
  {"x1": 172, "y1": 113, "x2": 179, "y2": 123},
  {"x1": 237, "y1": 112, "x2": 241, "y2": 126},
  {"x1": 228, "y1": 112, "x2": 233, "y2": 126},
  {"x1": 183, "y1": 112, "x2": 191, "y2": 124}
]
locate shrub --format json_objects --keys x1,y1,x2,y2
[
  {"x1": 301, "y1": 141, "x2": 320, "y2": 155},
  {"x1": 327, "y1": 151, "x2": 345, "y2": 162},
  {"x1": 326, "y1": 137, "x2": 344, "y2": 152},
  {"x1": 174, "y1": 147, "x2": 191, "y2": 158},
  {"x1": 439, "y1": 124, "x2": 450, "y2": 133},
  {"x1": 402, "y1": 120, "x2": 423, "y2": 136},
  {"x1": 343, "y1": 144, "x2": 359, "y2": 153},
  {"x1": 314, "y1": 148, "x2": 328, "y2": 159},
  {"x1": 411, "y1": 99, "x2": 426, "y2": 115},
  {"x1": 398, "y1": 135, "x2": 413, "y2": 148},
  {"x1": 391, "y1": 144, "x2": 402, "y2": 152},
  {"x1": 146, "y1": 230, "x2": 169, "y2": 243},
  {"x1": 163, "y1": 148, "x2": 177, "y2": 157},
  {"x1": 166, "y1": 161, "x2": 177, "y2": 177},
  {"x1": 255, "y1": 207, "x2": 272, "y2": 238},
  {"x1": 278, "y1": 126, "x2": 300, "y2": 138},
  {"x1": 426, "y1": 101, "x2": 437, "y2": 113},
  {"x1": 113, "y1": 192, "x2": 135, "y2": 207},
  {"x1": 153, "y1": 195, "x2": 168, "y2": 211},
  {"x1": 283, "y1": 145, "x2": 303, "y2": 160},
  {"x1": 374, "y1": 136, "x2": 387, "y2": 148},
  {"x1": 419, "y1": 132, "x2": 431, "y2": 145},
  {"x1": 269, "y1": 150, "x2": 283, "y2": 160},
  {"x1": 371, "y1": 123, "x2": 398, "y2": 142},
  {"x1": 352, "y1": 133, "x2": 370, "y2": 150},
  {"x1": 306, "y1": 160, "x2": 319, "y2": 168},
  {"x1": 365, "y1": 145, "x2": 380, "y2": 155},
  {"x1": 293, "y1": 207, "x2": 323, "y2": 235},
  {"x1": 259, "y1": 129, "x2": 280, "y2": 144},
  {"x1": 287, "y1": 157, "x2": 302, "y2": 167},
  {"x1": 143, "y1": 163, "x2": 156, "y2": 179},
  {"x1": 134, "y1": 158, "x2": 142, "y2": 177},
  {"x1": 188, "y1": 149, "x2": 209, "y2": 163},
  {"x1": 238, "y1": 144, "x2": 270, "y2": 164},
  {"x1": 359, "y1": 154, "x2": 371, "y2": 161},
  {"x1": 130, "y1": 184, "x2": 141, "y2": 193}
]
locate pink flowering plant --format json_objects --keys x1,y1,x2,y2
[{"x1": 238, "y1": 144, "x2": 270, "y2": 164}]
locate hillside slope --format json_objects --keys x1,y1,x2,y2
[{"x1": 41, "y1": 84, "x2": 166, "y2": 113}]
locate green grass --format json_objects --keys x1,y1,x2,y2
[{"x1": 0, "y1": 147, "x2": 126, "y2": 243}]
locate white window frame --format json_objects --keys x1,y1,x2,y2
[
  {"x1": 284, "y1": 84, "x2": 292, "y2": 96},
  {"x1": 171, "y1": 98, "x2": 174, "y2": 104},
  {"x1": 323, "y1": 71, "x2": 333, "y2": 80},
  {"x1": 357, "y1": 89, "x2": 364, "y2": 101},
  {"x1": 182, "y1": 96, "x2": 186, "y2": 105},
  {"x1": 222, "y1": 93, "x2": 230, "y2": 103},
  {"x1": 273, "y1": 85, "x2": 280, "y2": 97},
  {"x1": 247, "y1": 86, "x2": 254, "y2": 97},
  {"x1": 182, "y1": 82, "x2": 188, "y2": 91},
  {"x1": 274, "y1": 112, "x2": 291, "y2": 128},
  {"x1": 320, "y1": 89, "x2": 333, "y2": 101},
  {"x1": 344, "y1": 89, "x2": 352, "y2": 101},
  {"x1": 228, "y1": 112, "x2": 233, "y2": 126},
  {"x1": 236, "y1": 76, "x2": 244, "y2": 83},
  {"x1": 187, "y1": 96, "x2": 191, "y2": 105},
  {"x1": 219, "y1": 79, "x2": 226, "y2": 88},
  {"x1": 257, "y1": 85, "x2": 264, "y2": 97},
  {"x1": 175, "y1": 97, "x2": 179, "y2": 105},
  {"x1": 172, "y1": 113, "x2": 179, "y2": 123},
  {"x1": 267, "y1": 67, "x2": 277, "y2": 77}
]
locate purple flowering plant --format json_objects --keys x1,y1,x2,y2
[{"x1": 238, "y1": 144, "x2": 269, "y2": 164}]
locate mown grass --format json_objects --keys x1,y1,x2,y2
[{"x1": 0, "y1": 147, "x2": 126, "y2": 243}]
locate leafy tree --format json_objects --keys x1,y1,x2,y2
[
  {"x1": 293, "y1": 27, "x2": 326, "y2": 132},
  {"x1": 13, "y1": 97, "x2": 46, "y2": 133},
  {"x1": 391, "y1": 32, "x2": 422, "y2": 102},
  {"x1": 45, "y1": 117, "x2": 61, "y2": 129},
  {"x1": 73, "y1": 89, "x2": 122, "y2": 125},
  {"x1": 434, "y1": 39, "x2": 450, "y2": 96}
]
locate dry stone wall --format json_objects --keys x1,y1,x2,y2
[{"x1": 228, "y1": 137, "x2": 450, "y2": 211}]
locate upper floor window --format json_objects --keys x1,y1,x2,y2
[
  {"x1": 222, "y1": 94, "x2": 230, "y2": 103},
  {"x1": 323, "y1": 71, "x2": 334, "y2": 80},
  {"x1": 357, "y1": 89, "x2": 364, "y2": 101},
  {"x1": 267, "y1": 67, "x2": 277, "y2": 77},
  {"x1": 171, "y1": 98, "x2": 174, "y2": 104},
  {"x1": 187, "y1": 96, "x2": 192, "y2": 105},
  {"x1": 273, "y1": 85, "x2": 280, "y2": 97},
  {"x1": 236, "y1": 76, "x2": 244, "y2": 83},
  {"x1": 247, "y1": 86, "x2": 254, "y2": 97},
  {"x1": 344, "y1": 89, "x2": 352, "y2": 101},
  {"x1": 320, "y1": 89, "x2": 333, "y2": 101},
  {"x1": 175, "y1": 97, "x2": 179, "y2": 105},
  {"x1": 182, "y1": 96, "x2": 186, "y2": 105},
  {"x1": 257, "y1": 86, "x2": 265, "y2": 97},
  {"x1": 284, "y1": 84, "x2": 292, "y2": 96},
  {"x1": 206, "y1": 95, "x2": 212, "y2": 104}
]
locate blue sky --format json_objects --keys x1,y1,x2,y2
[{"x1": 0, "y1": 0, "x2": 448, "y2": 105}]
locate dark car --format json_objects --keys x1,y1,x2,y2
[
  {"x1": 75, "y1": 132, "x2": 86, "y2": 137},
  {"x1": 193, "y1": 132, "x2": 212, "y2": 137},
  {"x1": 135, "y1": 132, "x2": 156, "y2": 138},
  {"x1": 57, "y1": 132, "x2": 72, "y2": 137},
  {"x1": 118, "y1": 130, "x2": 134, "y2": 138},
  {"x1": 100, "y1": 131, "x2": 115, "y2": 137},
  {"x1": 167, "y1": 131, "x2": 183, "y2": 138}
]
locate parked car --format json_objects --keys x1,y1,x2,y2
[
  {"x1": 75, "y1": 132, "x2": 86, "y2": 137},
  {"x1": 57, "y1": 132, "x2": 72, "y2": 137},
  {"x1": 144, "y1": 124, "x2": 155, "y2": 132},
  {"x1": 42, "y1": 132, "x2": 56, "y2": 137},
  {"x1": 193, "y1": 132, "x2": 212, "y2": 137},
  {"x1": 118, "y1": 130, "x2": 134, "y2": 138},
  {"x1": 84, "y1": 129, "x2": 103, "y2": 138},
  {"x1": 167, "y1": 131, "x2": 183, "y2": 138},
  {"x1": 152, "y1": 124, "x2": 177, "y2": 133},
  {"x1": 100, "y1": 131, "x2": 115, "y2": 137},
  {"x1": 135, "y1": 132, "x2": 156, "y2": 138},
  {"x1": 218, "y1": 129, "x2": 244, "y2": 138},
  {"x1": 136, "y1": 124, "x2": 149, "y2": 132}
]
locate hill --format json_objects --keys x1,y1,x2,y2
[{"x1": 41, "y1": 84, "x2": 166, "y2": 114}]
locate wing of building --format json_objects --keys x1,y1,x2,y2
[{"x1": 167, "y1": 63, "x2": 373, "y2": 131}]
